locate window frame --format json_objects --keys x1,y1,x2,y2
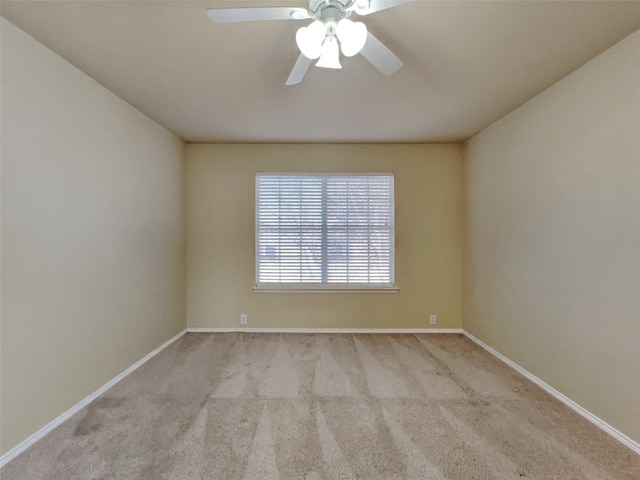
[{"x1": 254, "y1": 172, "x2": 397, "y2": 293}]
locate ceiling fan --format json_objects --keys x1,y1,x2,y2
[{"x1": 206, "y1": 0, "x2": 412, "y2": 85}]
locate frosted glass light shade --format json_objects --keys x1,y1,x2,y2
[
  {"x1": 316, "y1": 37, "x2": 342, "y2": 69},
  {"x1": 336, "y1": 19, "x2": 367, "y2": 57},
  {"x1": 296, "y1": 21, "x2": 327, "y2": 60}
]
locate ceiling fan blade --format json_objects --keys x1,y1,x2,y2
[
  {"x1": 286, "y1": 53, "x2": 313, "y2": 86},
  {"x1": 360, "y1": 32, "x2": 402, "y2": 76},
  {"x1": 206, "y1": 7, "x2": 309, "y2": 23},
  {"x1": 355, "y1": 0, "x2": 412, "y2": 16}
]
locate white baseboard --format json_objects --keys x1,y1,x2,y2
[
  {"x1": 187, "y1": 327, "x2": 463, "y2": 334},
  {"x1": 462, "y1": 330, "x2": 640, "y2": 455},
  {"x1": 0, "y1": 329, "x2": 187, "y2": 468},
  {"x1": 7, "y1": 327, "x2": 634, "y2": 466}
]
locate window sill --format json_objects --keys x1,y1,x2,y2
[{"x1": 252, "y1": 286, "x2": 399, "y2": 294}]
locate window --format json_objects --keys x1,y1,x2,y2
[{"x1": 256, "y1": 173, "x2": 395, "y2": 290}]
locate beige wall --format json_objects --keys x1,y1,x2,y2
[
  {"x1": 187, "y1": 144, "x2": 462, "y2": 330},
  {"x1": 463, "y1": 31, "x2": 640, "y2": 442},
  {"x1": 0, "y1": 19, "x2": 186, "y2": 454}
]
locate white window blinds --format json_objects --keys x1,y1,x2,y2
[{"x1": 256, "y1": 174, "x2": 394, "y2": 288}]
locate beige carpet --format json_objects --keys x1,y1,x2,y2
[{"x1": 2, "y1": 333, "x2": 639, "y2": 479}]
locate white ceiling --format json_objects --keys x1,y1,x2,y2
[{"x1": 2, "y1": 0, "x2": 640, "y2": 143}]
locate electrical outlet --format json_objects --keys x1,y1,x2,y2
[
  {"x1": 240, "y1": 314, "x2": 247, "y2": 325},
  {"x1": 429, "y1": 314, "x2": 437, "y2": 325}
]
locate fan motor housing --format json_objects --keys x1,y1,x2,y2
[{"x1": 309, "y1": 0, "x2": 353, "y2": 22}]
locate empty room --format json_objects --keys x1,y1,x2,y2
[{"x1": 1, "y1": 1, "x2": 639, "y2": 478}]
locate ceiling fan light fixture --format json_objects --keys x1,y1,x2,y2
[
  {"x1": 316, "y1": 36, "x2": 342, "y2": 69},
  {"x1": 296, "y1": 20, "x2": 327, "y2": 59},
  {"x1": 336, "y1": 18, "x2": 368, "y2": 57},
  {"x1": 206, "y1": 0, "x2": 409, "y2": 85}
]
